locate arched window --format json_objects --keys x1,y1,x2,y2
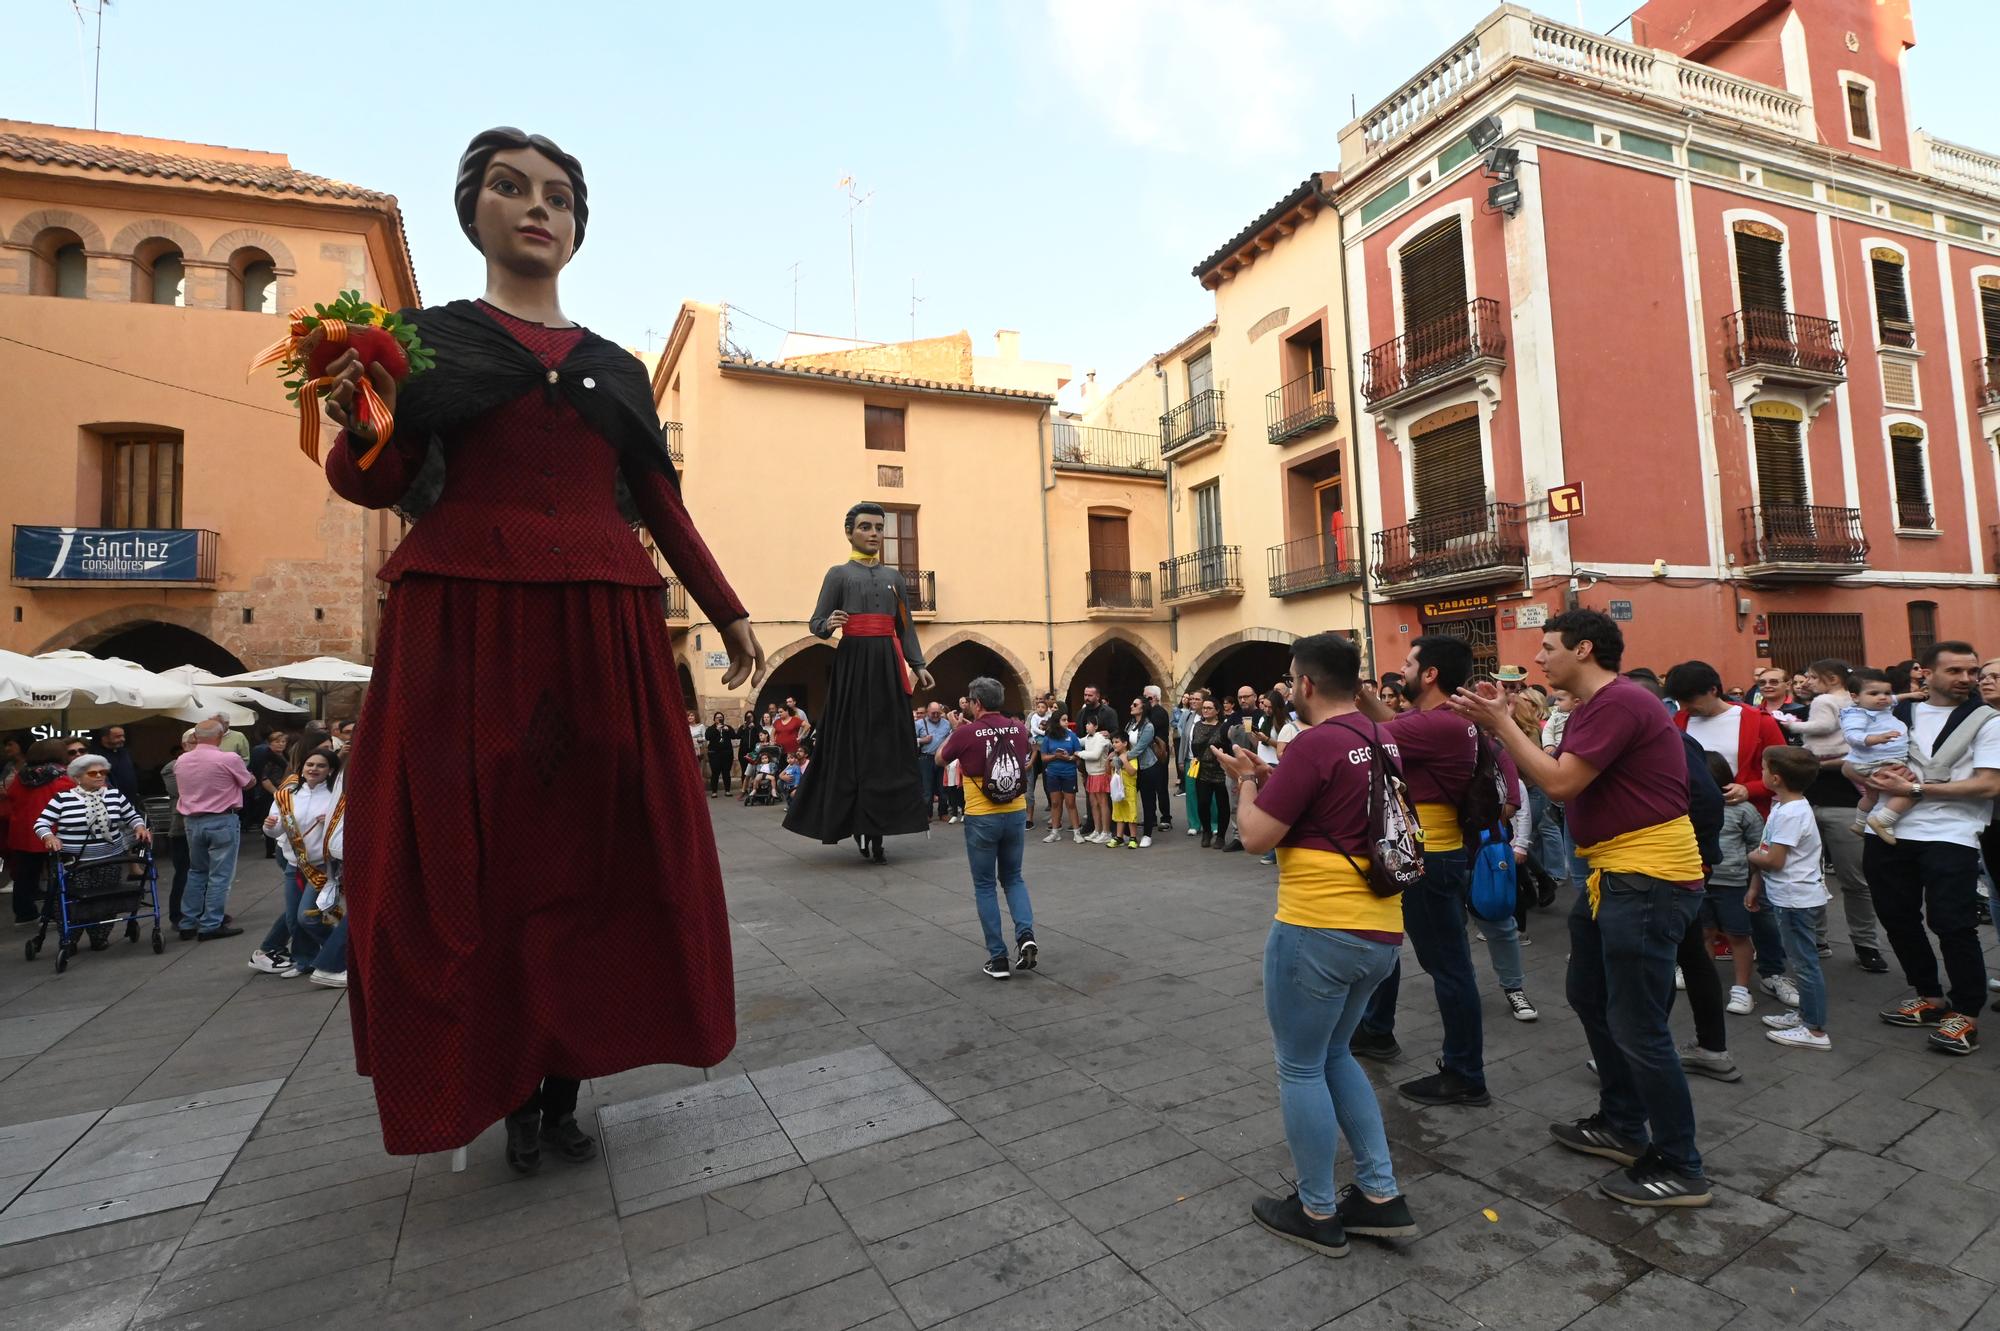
[
  {"x1": 227, "y1": 247, "x2": 277, "y2": 313},
  {"x1": 132, "y1": 238, "x2": 185, "y2": 306},
  {"x1": 28, "y1": 227, "x2": 87, "y2": 298}
]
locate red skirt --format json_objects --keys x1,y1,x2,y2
[{"x1": 347, "y1": 574, "x2": 734, "y2": 1154}]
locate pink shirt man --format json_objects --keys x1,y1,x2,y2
[{"x1": 174, "y1": 743, "x2": 255, "y2": 816}]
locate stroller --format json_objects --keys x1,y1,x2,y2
[{"x1": 28, "y1": 834, "x2": 165, "y2": 973}]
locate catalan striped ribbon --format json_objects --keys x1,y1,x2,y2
[{"x1": 247, "y1": 310, "x2": 397, "y2": 467}]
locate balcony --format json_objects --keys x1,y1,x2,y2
[
  {"x1": 1720, "y1": 310, "x2": 1846, "y2": 379},
  {"x1": 904, "y1": 568, "x2": 938, "y2": 616},
  {"x1": 11, "y1": 525, "x2": 218, "y2": 587},
  {"x1": 1913, "y1": 132, "x2": 2000, "y2": 201},
  {"x1": 1051, "y1": 420, "x2": 1165, "y2": 477},
  {"x1": 1268, "y1": 530, "x2": 1363, "y2": 598},
  {"x1": 1738, "y1": 504, "x2": 1868, "y2": 579},
  {"x1": 1085, "y1": 569, "x2": 1154, "y2": 616},
  {"x1": 1371, "y1": 502, "x2": 1527, "y2": 594},
  {"x1": 665, "y1": 420, "x2": 684, "y2": 466},
  {"x1": 1266, "y1": 370, "x2": 1338, "y2": 445},
  {"x1": 1160, "y1": 389, "x2": 1226, "y2": 461},
  {"x1": 663, "y1": 576, "x2": 688, "y2": 624},
  {"x1": 1361, "y1": 299, "x2": 1506, "y2": 411},
  {"x1": 1977, "y1": 355, "x2": 2000, "y2": 407},
  {"x1": 1158, "y1": 546, "x2": 1242, "y2": 604}
]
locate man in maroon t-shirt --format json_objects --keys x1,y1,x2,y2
[{"x1": 1451, "y1": 609, "x2": 1711, "y2": 1210}]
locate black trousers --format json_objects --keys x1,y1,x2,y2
[
  {"x1": 1673, "y1": 907, "x2": 1728, "y2": 1053},
  {"x1": 708, "y1": 758, "x2": 733, "y2": 794},
  {"x1": 168, "y1": 836, "x2": 189, "y2": 927},
  {"x1": 1138, "y1": 763, "x2": 1171, "y2": 833},
  {"x1": 1864, "y1": 836, "x2": 1987, "y2": 1018},
  {"x1": 512, "y1": 1075, "x2": 581, "y2": 1120},
  {"x1": 1194, "y1": 781, "x2": 1228, "y2": 835}
]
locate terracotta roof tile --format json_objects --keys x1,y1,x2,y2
[
  {"x1": 1192, "y1": 170, "x2": 1338, "y2": 281},
  {"x1": 0, "y1": 131, "x2": 391, "y2": 203},
  {"x1": 720, "y1": 357, "x2": 1053, "y2": 402}
]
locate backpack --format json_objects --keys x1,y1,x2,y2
[
  {"x1": 1457, "y1": 732, "x2": 1509, "y2": 843},
  {"x1": 1331, "y1": 718, "x2": 1426, "y2": 898},
  {"x1": 1467, "y1": 826, "x2": 1518, "y2": 922},
  {"x1": 981, "y1": 728, "x2": 1026, "y2": 804}
]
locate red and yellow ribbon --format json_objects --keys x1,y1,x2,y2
[{"x1": 248, "y1": 308, "x2": 397, "y2": 468}]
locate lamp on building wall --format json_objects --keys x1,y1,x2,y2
[{"x1": 1471, "y1": 114, "x2": 1522, "y2": 217}]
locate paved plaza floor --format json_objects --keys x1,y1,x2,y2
[{"x1": 0, "y1": 800, "x2": 1997, "y2": 1330}]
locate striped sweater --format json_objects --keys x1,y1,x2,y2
[{"x1": 34, "y1": 786, "x2": 146, "y2": 857}]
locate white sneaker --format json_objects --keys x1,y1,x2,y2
[
  {"x1": 1761, "y1": 1010, "x2": 1803, "y2": 1030},
  {"x1": 1504, "y1": 989, "x2": 1538, "y2": 1022},
  {"x1": 1186, "y1": 826, "x2": 1198, "y2": 836},
  {"x1": 1766, "y1": 1024, "x2": 1831, "y2": 1050},
  {"x1": 1674, "y1": 968, "x2": 1686, "y2": 991},
  {"x1": 1760, "y1": 974, "x2": 1801, "y2": 1007},
  {"x1": 1073, "y1": 830, "x2": 1086, "y2": 844},
  {"x1": 248, "y1": 949, "x2": 290, "y2": 974},
  {"x1": 308, "y1": 970, "x2": 347, "y2": 989},
  {"x1": 1726, "y1": 985, "x2": 1754, "y2": 1015},
  {"x1": 1042, "y1": 830, "x2": 1061, "y2": 845},
  {"x1": 1138, "y1": 836, "x2": 1152, "y2": 848},
  {"x1": 1090, "y1": 832, "x2": 1109, "y2": 844}
]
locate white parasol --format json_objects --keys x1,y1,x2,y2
[
  {"x1": 33, "y1": 651, "x2": 206, "y2": 724},
  {"x1": 0, "y1": 649, "x2": 166, "y2": 726},
  {"x1": 213, "y1": 657, "x2": 372, "y2": 720},
  {"x1": 159, "y1": 666, "x2": 309, "y2": 725}
]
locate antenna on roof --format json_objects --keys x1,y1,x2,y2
[
  {"x1": 838, "y1": 176, "x2": 874, "y2": 339},
  {"x1": 909, "y1": 277, "x2": 925, "y2": 341},
  {"x1": 71, "y1": 0, "x2": 111, "y2": 130},
  {"x1": 786, "y1": 260, "x2": 801, "y2": 329}
]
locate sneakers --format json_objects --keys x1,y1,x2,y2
[
  {"x1": 983, "y1": 954, "x2": 1012, "y2": 981},
  {"x1": 1678, "y1": 1042, "x2": 1742, "y2": 1082},
  {"x1": 1251, "y1": 1192, "x2": 1348, "y2": 1258},
  {"x1": 1928, "y1": 1014, "x2": 1979, "y2": 1056},
  {"x1": 248, "y1": 949, "x2": 291, "y2": 974},
  {"x1": 1138, "y1": 836, "x2": 1152, "y2": 848},
  {"x1": 1855, "y1": 946, "x2": 1890, "y2": 974},
  {"x1": 1549, "y1": 1115, "x2": 1644, "y2": 1166},
  {"x1": 1674, "y1": 968, "x2": 1685, "y2": 991},
  {"x1": 308, "y1": 970, "x2": 346, "y2": 988},
  {"x1": 1398, "y1": 1070, "x2": 1491, "y2": 1108},
  {"x1": 276, "y1": 964, "x2": 302, "y2": 978},
  {"x1": 1334, "y1": 1184, "x2": 1418, "y2": 1238},
  {"x1": 1761, "y1": 974, "x2": 1801, "y2": 1007},
  {"x1": 1761, "y1": 1010, "x2": 1802, "y2": 1030},
  {"x1": 1072, "y1": 830, "x2": 1087, "y2": 845},
  {"x1": 1348, "y1": 1029, "x2": 1402, "y2": 1062},
  {"x1": 1105, "y1": 837, "x2": 1125, "y2": 848},
  {"x1": 1599, "y1": 1149, "x2": 1713, "y2": 1208},
  {"x1": 1042, "y1": 830, "x2": 1062, "y2": 845},
  {"x1": 1015, "y1": 935, "x2": 1038, "y2": 972},
  {"x1": 198, "y1": 925, "x2": 245, "y2": 941},
  {"x1": 1504, "y1": 989, "x2": 1538, "y2": 1022},
  {"x1": 1767, "y1": 1023, "x2": 1832, "y2": 1050},
  {"x1": 1186, "y1": 824, "x2": 1198, "y2": 836},
  {"x1": 1880, "y1": 996, "x2": 1948, "y2": 1027},
  {"x1": 1726, "y1": 985, "x2": 1754, "y2": 1015}
]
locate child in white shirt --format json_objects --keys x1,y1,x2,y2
[
  {"x1": 1839, "y1": 667, "x2": 1915, "y2": 843},
  {"x1": 1747, "y1": 746, "x2": 1831, "y2": 1050}
]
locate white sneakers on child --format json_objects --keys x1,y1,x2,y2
[
  {"x1": 1726, "y1": 985, "x2": 1755, "y2": 1015},
  {"x1": 1760, "y1": 974, "x2": 1802, "y2": 1007},
  {"x1": 1763, "y1": 1012, "x2": 1830, "y2": 1048}
]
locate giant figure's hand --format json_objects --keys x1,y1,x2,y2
[
  {"x1": 318, "y1": 335, "x2": 398, "y2": 444},
  {"x1": 913, "y1": 668, "x2": 935, "y2": 692},
  {"x1": 719, "y1": 618, "x2": 767, "y2": 691}
]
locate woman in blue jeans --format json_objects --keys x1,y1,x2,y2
[{"x1": 1214, "y1": 631, "x2": 1418, "y2": 1258}]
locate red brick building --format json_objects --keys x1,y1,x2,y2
[{"x1": 1336, "y1": 0, "x2": 2000, "y2": 679}]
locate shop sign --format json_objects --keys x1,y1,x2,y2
[
  {"x1": 13, "y1": 526, "x2": 205, "y2": 581},
  {"x1": 1548, "y1": 482, "x2": 1584, "y2": 520},
  {"x1": 1421, "y1": 594, "x2": 1494, "y2": 619}
]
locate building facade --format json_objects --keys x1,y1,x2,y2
[
  {"x1": 1335, "y1": 0, "x2": 2000, "y2": 678},
  {"x1": 0, "y1": 121, "x2": 419, "y2": 677},
  {"x1": 651, "y1": 304, "x2": 1176, "y2": 721}
]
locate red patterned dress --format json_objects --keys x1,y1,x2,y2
[{"x1": 325, "y1": 303, "x2": 743, "y2": 1155}]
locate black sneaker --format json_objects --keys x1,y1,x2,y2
[
  {"x1": 1014, "y1": 935, "x2": 1038, "y2": 971},
  {"x1": 1598, "y1": 1149, "x2": 1712, "y2": 1208},
  {"x1": 1251, "y1": 1192, "x2": 1348, "y2": 1258},
  {"x1": 1549, "y1": 1115, "x2": 1645, "y2": 1167},
  {"x1": 1335, "y1": 1184, "x2": 1418, "y2": 1238},
  {"x1": 1854, "y1": 947, "x2": 1891, "y2": 974},
  {"x1": 1348, "y1": 1029, "x2": 1402, "y2": 1062},
  {"x1": 983, "y1": 955, "x2": 1011, "y2": 981},
  {"x1": 197, "y1": 925, "x2": 245, "y2": 940},
  {"x1": 1398, "y1": 1070, "x2": 1491, "y2": 1108}
]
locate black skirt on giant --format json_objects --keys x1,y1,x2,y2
[{"x1": 783, "y1": 636, "x2": 929, "y2": 844}]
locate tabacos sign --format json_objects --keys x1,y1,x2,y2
[
  {"x1": 13, "y1": 527, "x2": 203, "y2": 581},
  {"x1": 1421, "y1": 594, "x2": 1494, "y2": 619}
]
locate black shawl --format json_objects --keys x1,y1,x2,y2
[{"x1": 389, "y1": 300, "x2": 677, "y2": 519}]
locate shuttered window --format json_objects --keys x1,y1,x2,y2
[
  {"x1": 1768, "y1": 612, "x2": 1864, "y2": 674},
  {"x1": 879, "y1": 507, "x2": 919, "y2": 572},
  {"x1": 105, "y1": 436, "x2": 183, "y2": 528},
  {"x1": 1412, "y1": 414, "x2": 1485, "y2": 520},
  {"x1": 1734, "y1": 231, "x2": 1787, "y2": 312},
  {"x1": 1846, "y1": 83, "x2": 1873, "y2": 141},
  {"x1": 1980, "y1": 285, "x2": 2000, "y2": 358},
  {"x1": 1400, "y1": 218, "x2": 1468, "y2": 335},
  {"x1": 1871, "y1": 252, "x2": 1913, "y2": 347},
  {"x1": 1890, "y1": 426, "x2": 1932, "y2": 529},
  {"x1": 1186, "y1": 349, "x2": 1213, "y2": 399},
  {"x1": 1087, "y1": 514, "x2": 1131, "y2": 573},
  {"x1": 1907, "y1": 602, "x2": 1938, "y2": 659},
  {"x1": 1753, "y1": 415, "x2": 1807, "y2": 506},
  {"x1": 864, "y1": 404, "x2": 906, "y2": 451}
]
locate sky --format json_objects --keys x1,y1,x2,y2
[{"x1": 11, "y1": 1, "x2": 1997, "y2": 381}]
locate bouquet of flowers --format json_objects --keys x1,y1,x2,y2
[{"x1": 249, "y1": 290, "x2": 434, "y2": 468}]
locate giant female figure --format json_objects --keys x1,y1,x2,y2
[{"x1": 319, "y1": 129, "x2": 765, "y2": 1169}]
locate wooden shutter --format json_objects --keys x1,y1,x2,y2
[
  {"x1": 864, "y1": 404, "x2": 905, "y2": 451},
  {"x1": 1185, "y1": 349, "x2": 1213, "y2": 399},
  {"x1": 1980, "y1": 285, "x2": 2000, "y2": 358},
  {"x1": 1412, "y1": 414, "x2": 1485, "y2": 519},
  {"x1": 1768, "y1": 612, "x2": 1864, "y2": 674},
  {"x1": 1087, "y1": 515, "x2": 1130, "y2": 572},
  {"x1": 106, "y1": 436, "x2": 182, "y2": 528},
  {"x1": 881, "y1": 507, "x2": 918, "y2": 571},
  {"x1": 1400, "y1": 218, "x2": 1467, "y2": 333},
  {"x1": 1752, "y1": 415, "x2": 1807, "y2": 506},
  {"x1": 1871, "y1": 251, "x2": 1912, "y2": 346},
  {"x1": 1734, "y1": 231, "x2": 1786, "y2": 312},
  {"x1": 1907, "y1": 602, "x2": 1937, "y2": 658},
  {"x1": 1890, "y1": 426, "x2": 1931, "y2": 528},
  {"x1": 1846, "y1": 83, "x2": 1872, "y2": 139}
]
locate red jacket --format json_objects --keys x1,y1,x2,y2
[
  {"x1": 4, "y1": 772, "x2": 75, "y2": 854},
  {"x1": 1674, "y1": 705, "x2": 1787, "y2": 814}
]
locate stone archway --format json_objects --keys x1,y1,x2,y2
[
  {"x1": 108, "y1": 217, "x2": 206, "y2": 262},
  {"x1": 204, "y1": 227, "x2": 299, "y2": 271},
  {"x1": 1176, "y1": 627, "x2": 1299, "y2": 700},
  {"x1": 41, "y1": 605, "x2": 256, "y2": 674},
  {"x1": 7, "y1": 208, "x2": 106, "y2": 251},
  {"x1": 1058, "y1": 629, "x2": 1172, "y2": 719},
  {"x1": 755, "y1": 637, "x2": 838, "y2": 720},
  {"x1": 921, "y1": 630, "x2": 1035, "y2": 714}
]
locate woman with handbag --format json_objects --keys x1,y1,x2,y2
[{"x1": 1188, "y1": 698, "x2": 1231, "y2": 849}]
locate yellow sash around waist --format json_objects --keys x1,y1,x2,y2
[
  {"x1": 1415, "y1": 802, "x2": 1463, "y2": 852},
  {"x1": 1577, "y1": 814, "x2": 1702, "y2": 917}
]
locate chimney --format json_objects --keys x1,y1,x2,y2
[{"x1": 994, "y1": 330, "x2": 1021, "y2": 361}]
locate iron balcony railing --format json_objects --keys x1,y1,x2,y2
[
  {"x1": 1976, "y1": 355, "x2": 2000, "y2": 407},
  {"x1": 664, "y1": 420, "x2": 684, "y2": 465},
  {"x1": 903, "y1": 568, "x2": 937, "y2": 613},
  {"x1": 1160, "y1": 388, "x2": 1226, "y2": 455},
  {"x1": 1897, "y1": 498, "x2": 1935, "y2": 531},
  {"x1": 1266, "y1": 369, "x2": 1337, "y2": 444},
  {"x1": 1720, "y1": 309, "x2": 1847, "y2": 377},
  {"x1": 1051, "y1": 420, "x2": 1164, "y2": 475},
  {"x1": 663, "y1": 576, "x2": 688, "y2": 622},
  {"x1": 1739, "y1": 504, "x2": 1868, "y2": 568},
  {"x1": 1371, "y1": 502, "x2": 1527, "y2": 587},
  {"x1": 1085, "y1": 569, "x2": 1153, "y2": 610},
  {"x1": 1158, "y1": 546, "x2": 1241, "y2": 602},
  {"x1": 1267, "y1": 530, "x2": 1363, "y2": 597},
  {"x1": 1361, "y1": 298, "x2": 1506, "y2": 406}
]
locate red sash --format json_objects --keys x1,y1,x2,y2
[{"x1": 844, "y1": 613, "x2": 913, "y2": 695}]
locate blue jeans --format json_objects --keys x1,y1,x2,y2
[
  {"x1": 292, "y1": 890, "x2": 338, "y2": 973},
  {"x1": 1773, "y1": 906, "x2": 1827, "y2": 1029},
  {"x1": 1480, "y1": 909, "x2": 1525, "y2": 991},
  {"x1": 923, "y1": 754, "x2": 945, "y2": 816},
  {"x1": 259, "y1": 863, "x2": 304, "y2": 955},
  {"x1": 963, "y1": 811, "x2": 1032, "y2": 959},
  {"x1": 182, "y1": 813, "x2": 241, "y2": 933},
  {"x1": 1264, "y1": 922, "x2": 1401, "y2": 1210},
  {"x1": 1568, "y1": 874, "x2": 1705, "y2": 1177},
  {"x1": 1358, "y1": 849, "x2": 1484, "y2": 1088}
]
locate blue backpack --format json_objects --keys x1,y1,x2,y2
[{"x1": 1468, "y1": 826, "x2": 1518, "y2": 923}]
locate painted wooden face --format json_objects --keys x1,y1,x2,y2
[{"x1": 474, "y1": 147, "x2": 579, "y2": 276}]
